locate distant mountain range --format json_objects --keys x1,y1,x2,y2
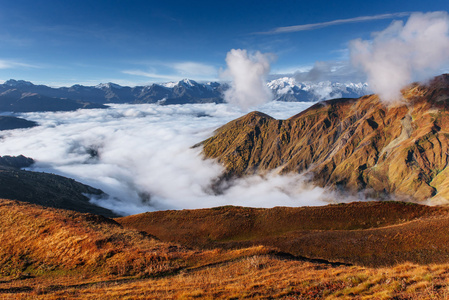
[
  {"x1": 0, "y1": 78, "x2": 370, "y2": 112},
  {"x1": 0, "y1": 80, "x2": 107, "y2": 112}
]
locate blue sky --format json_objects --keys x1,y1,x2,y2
[{"x1": 0, "y1": 0, "x2": 448, "y2": 86}]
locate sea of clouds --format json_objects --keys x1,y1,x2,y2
[{"x1": 0, "y1": 102, "x2": 363, "y2": 216}]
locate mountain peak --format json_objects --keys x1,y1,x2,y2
[
  {"x1": 95, "y1": 82, "x2": 123, "y2": 89},
  {"x1": 179, "y1": 79, "x2": 198, "y2": 87},
  {"x1": 4, "y1": 79, "x2": 34, "y2": 87}
]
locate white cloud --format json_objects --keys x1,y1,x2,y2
[
  {"x1": 122, "y1": 70, "x2": 181, "y2": 81},
  {"x1": 123, "y1": 61, "x2": 218, "y2": 83},
  {"x1": 270, "y1": 65, "x2": 313, "y2": 76},
  {"x1": 259, "y1": 12, "x2": 411, "y2": 34},
  {"x1": 222, "y1": 49, "x2": 275, "y2": 110},
  {"x1": 350, "y1": 11, "x2": 449, "y2": 102}
]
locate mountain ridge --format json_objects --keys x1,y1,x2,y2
[
  {"x1": 117, "y1": 201, "x2": 449, "y2": 266},
  {"x1": 0, "y1": 155, "x2": 118, "y2": 217},
  {"x1": 0, "y1": 87, "x2": 107, "y2": 112},
  {"x1": 200, "y1": 74, "x2": 449, "y2": 203}
]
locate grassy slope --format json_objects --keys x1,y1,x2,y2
[
  {"x1": 35, "y1": 258, "x2": 449, "y2": 299},
  {"x1": 2, "y1": 199, "x2": 449, "y2": 298}
]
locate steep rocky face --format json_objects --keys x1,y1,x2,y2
[{"x1": 201, "y1": 74, "x2": 449, "y2": 202}]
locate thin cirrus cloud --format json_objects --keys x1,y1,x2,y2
[
  {"x1": 122, "y1": 70, "x2": 181, "y2": 81},
  {"x1": 171, "y1": 62, "x2": 217, "y2": 77},
  {"x1": 258, "y1": 12, "x2": 412, "y2": 34},
  {"x1": 123, "y1": 61, "x2": 218, "y2": 82},
  {"x1": 0, "y1": 59, "x2": 39, "y2": 69}
]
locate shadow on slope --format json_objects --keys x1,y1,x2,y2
[
  {"x1": 117, "y1": 201, "x2": 449, "y2": 266},
  {"x1": 0, "y1": 116, "x2": 37, "y2": 131}
]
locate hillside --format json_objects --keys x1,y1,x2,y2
[
  {"x1": 117, "y1": 201, "x2": 449, "y2": 267},
  {"x1": 200, "y1": 74, "x2": 449, "y2": 202},
  {"x1": 3, "y1": 200, "x2": 449, "y2": 299},
  {"x1": 0, "y1": 155, "x2": 117, "y2": 217},
  {"x1": 0, "y1": 200, "x2": 271, "y2": 296}
]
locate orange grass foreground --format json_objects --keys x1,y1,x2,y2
[
  {"x1": 1, "y1": 199, "x2": 449, "y2": 299},
  {"x1": 3, "y1": 254, "x2": 449, "y2": 299}
]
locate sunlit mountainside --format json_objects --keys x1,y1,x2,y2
[{"x1": 201, "y1": 74, "x2": 449, "y2": 203}]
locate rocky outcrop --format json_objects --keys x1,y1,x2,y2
[{"x1": 200, "y1": 74, "x2": 449, "y2": 202}]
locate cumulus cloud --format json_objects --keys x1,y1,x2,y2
[
  {"x1": 222, "y1": 49, "x2": 275, "y2": 110},
  {"x1": 0, "y1": 101, "x2": 360, "y2": 216},
  {"x1": 350, "y1": 11, "x2": 449, "y2": 102}
]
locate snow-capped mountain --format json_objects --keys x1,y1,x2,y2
[
  {"x1": 135, "y1": 79, "x2": 225, "y2": 104},
  {"x1": 3, "y1": 79, "x2": 34, "y2": 87},
  {"x1": 95, "y1": 82, "x2": 123, "y2": 90}
]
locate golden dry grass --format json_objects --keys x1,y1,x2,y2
[
  {"x1": 6, "y1": 255, "x2": 449, "y2": 299},
  {"x1": 0, "y1": 199, "x2": 188, "y2": 279},
  {"x1": 2, "y1": 199, "x2": 449, "y2": 299}
]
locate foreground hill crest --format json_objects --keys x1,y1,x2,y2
[{"x1": 201, "y1": 74, "x2": 449, "y2": 202}]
